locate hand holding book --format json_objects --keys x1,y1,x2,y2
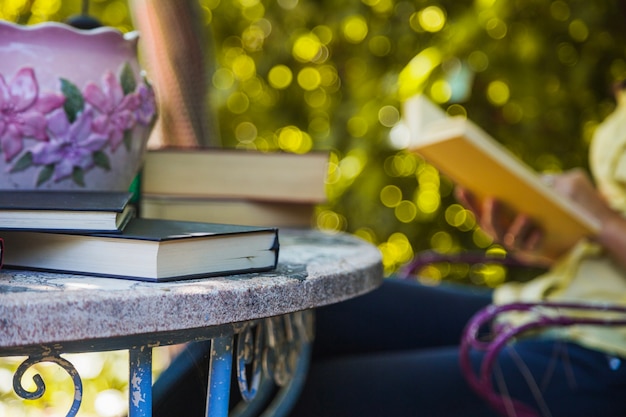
[
  {"x1": 455, "y1": 168, "x2": 614, "y2": 264},
  {"x1": 407, "y1": 98, "x2": 602, "y2": 259}
]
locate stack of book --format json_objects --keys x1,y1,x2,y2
[
  {"x1": 0, "y1": 190, "x2": 279, "y2": 282},
  {"x1": 140, "y1": 148, "x2": 329, "y2": 228}
]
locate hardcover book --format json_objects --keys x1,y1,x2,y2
[
  {"x1": 410, "y1": 114, "x2": 601, "y2": 259},
  {"x1": 0, "y1": 191, "x2": 135, "y2": 232},
  {"x1": 141, "y1": 196, "x2": 315, "y2": 228},
  {"x1": 1, "y1": 218, "x2": 279, "y2": 282},
  {"x1": 141, "y1": 148, "x2": 329, "y2": 203}
]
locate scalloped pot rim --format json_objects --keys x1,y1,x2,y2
[{"x1": 0, "y1": 20, "x2": 139, "y2": 42}]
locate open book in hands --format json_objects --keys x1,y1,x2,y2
[{"x1": 405, "y1": 96, "x2": 601, "y2": 260}]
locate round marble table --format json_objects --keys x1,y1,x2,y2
[{"x1": 0, "y1": 229, "x2": 383, "y2": 417}]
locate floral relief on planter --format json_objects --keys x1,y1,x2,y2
[{"x1": 0, "y1": 21, "x2": 156, "y2": 190}]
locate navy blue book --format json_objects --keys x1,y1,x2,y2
[
  {"x1": 1, "y1": 218, "x2": 279, "y2": 282},
  {"x1": 0, "y1": 190, "x2": 134, "y2": 232}
]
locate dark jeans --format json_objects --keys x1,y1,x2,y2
[
  {"x1": 153, "y1": 279, "x2": 626, "y2": 417},
  {"x1": 288, "y1": 279, "x2": 626, "y2": 417}
]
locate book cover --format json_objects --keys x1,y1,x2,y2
[
  {"x1": 411, "y1": 115, "x2": 601, "y2": 259},
  {"x1": 0, "y1": 190, "x2": 135, "y2": 232},
  {"x1": 141, "y1": 148, "x2": 329, "y2": 203},
  {"x1": 1, "y1": 218, "x2": 279, "y2": 282}
]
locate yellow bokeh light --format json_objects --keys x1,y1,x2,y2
[
  {"x1": 371, "y1": 0, "x2": 393, "y2": 14},
  {"x1": 268, "y1": 65, "x2": 293, "y2": 89},
  {"x1": 430, "y1": 231, "x2": 453, "y2": 252},
  {"x1": 319, "y1": 65, "x2": 340, "y2": 89},
  {"x1": 241, "y1": 77, "x2": 264, "y2": 99},
  {"x1": 502, "y1": 101, "x2": 524, "y2": 123},
  {"x1": 568, "y1": 19, "x2": 589, "y2": 43},
  {"x1": 277, "y1": 0, "x2": 299, "y2": 10},
  {"x1": 369, "y1": 35, "x2": 391, "y2": 57},
  {"x1": 378, "y1": 105, "x2": 400, "y2": 128},
  {"x1": 342, "y1": 15, "x2": 368, "y2": 43},
  {"x1": 309, "y1": 115, "x2": 330, "y2": 137},
  {"x1": 313, "y1": 25, "x2": 333, "y2": 44},
  {"x1": 380, "y1": 185, "x2": 402, "y2": 207},
  {"x1": 486, "y1": 80, "x2": 510, "y2": 106},
  {"x1": 297, "y1": 67, "x2": 322, "y2": 91},
  {"x1": 340, "y1": 152, "x2": 366, "y2": 180},
  {"x1": 416, "y1": 189, "x2": 440, "y2": 214},
  {"x1": 417, "y1": 164, "x2": 440, "y2": 189},
  {"x1": 242, "y1": 24, "x2": 267, "y2": 52},
  {"x1": 473, "y1": 229, "x2": 494, "y2": 248},
  {"x1": 385, "y1": 153, "x2": 417, "y2": 177},
  {"x1": 550, "y1": 1, "x2": 570, "y2": 21},
  {"x1": 476, "y1": 0, "x2": 496, "y2": 9},
  {"x1": 304, "y1": 89, "x2": 328, "y2": 108},
  {"x1": 387, "y1": 232, "x2": 414, "y2": 264},
  {"x1": 235, "y1": 121, "x2": 257, "y2": 143},
  {"x1": 354, "y1": 227, "x2": 377, "y2": 244},
  {"x1": 213, "y1": 68, "x2": 235, "y2": 90},
  {"x1": 316, "y1": 209, "x2": 346, "y2": 232},
  {"x1": 485, "y1": 18, "x2": 507, "y2": 40},
  {"x1": 29, "y1": 0, "x2": 61, "y2": 21},
  {"x1": 418, "y1": 6, "x2": 446, "y2": 33},
  {"x1": 227, "y1": 91, "x2": 250, "y2": 114},
  {"x1": 557, "y1": 42, "x2": 578, "y2": 66},
  {"x1": 446, "y1": 104, "x2": 467, "y2": 118},
  {"x1": 430, "y1": 79, "x2": 452, "y2": 103},
  {"x1": 293, "y1": 34, "x2": 322, "y2": 62},
  {"x1": 325, "y1": 160, "x2": 340, "y2": 185},
  {"x1": 231, "y1": 54, "x2": 256, "y2": 81},
  {"x1": 395, "y1": 200, "x2": 417, "y2": 223},
  {"x1": 277, "y1": 125, "x2": 312, "y2": 153},
  {"x1": 241, "y1": 1, "x2": 265, "y2": 21},
  {"x1": 103, "y1": 1, "x2": 128, "y2": 25},
  {"x1": 444, "y1": 204, "x2": 465, "y2": 227}
]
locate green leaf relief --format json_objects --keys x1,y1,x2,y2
[
  {"x1": 60, "y1": 78, "x2": 84, "y2": 123},
  {"x1": 72, "y1": 167, "x2": 86, "y2": 187},
  {"x1": 120, "y1": 62, "x2": 137, "y2": 95},
  {"x1": 93, "y1": 151, "x2": 111, "y2": 170},
  {"x1": 10, "y1": 152, "x2": 33, "y2": 173},
  {"x1": 36, "y1": 165, "x2": 54, "y2": 187}
]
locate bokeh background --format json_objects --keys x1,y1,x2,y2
[{"x1": 2, "y1": 0, "x2": 626, "y2": 415}]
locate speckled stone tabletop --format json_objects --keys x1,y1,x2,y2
[{"x1": 0, "y1": 229, "x2": 383, "y2": 351}]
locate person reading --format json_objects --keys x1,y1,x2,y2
[{"x1": 285, "y1": 89, "x2": 626, "y2": 417}]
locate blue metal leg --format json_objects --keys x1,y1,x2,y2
[
  {"x1": 206, "y1": 335, "x2": 234, "y2": 417},
  {"x1": 129, "y1": 346, "x2": 153, "y2": 417}
]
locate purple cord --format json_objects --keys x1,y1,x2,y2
[{"x1": 459, "y1": 302, "x2": 626, "y2": 417}]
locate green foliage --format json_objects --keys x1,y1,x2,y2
[{"x1": 5, "y1": 0, "x2": 626, "y2": 279}]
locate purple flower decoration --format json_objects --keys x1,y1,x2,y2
[
  {"x1": 0, "y1": 68, "x2": 65, "y2": 162},
  {"x1": 135, "y1": 83, "x2": 156, "y2": 125},
  {"x1": 30, "y1": 107, "x2": 108, "y2": 182},
  {"x1": 83, "y1": 71, "x2": 140, "y2": 151}
]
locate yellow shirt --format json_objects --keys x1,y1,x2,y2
[{"x1": 493, "y1": 92, "x2": 626, "y2": 357}]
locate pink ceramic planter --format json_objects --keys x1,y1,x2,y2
[{"x1": 0, "y1": 20, "x2": 156, "y2": 190}]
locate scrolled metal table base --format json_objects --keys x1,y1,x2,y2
[{"x1": 9, "y1": 309, "x2": 314, "y2": 417}]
